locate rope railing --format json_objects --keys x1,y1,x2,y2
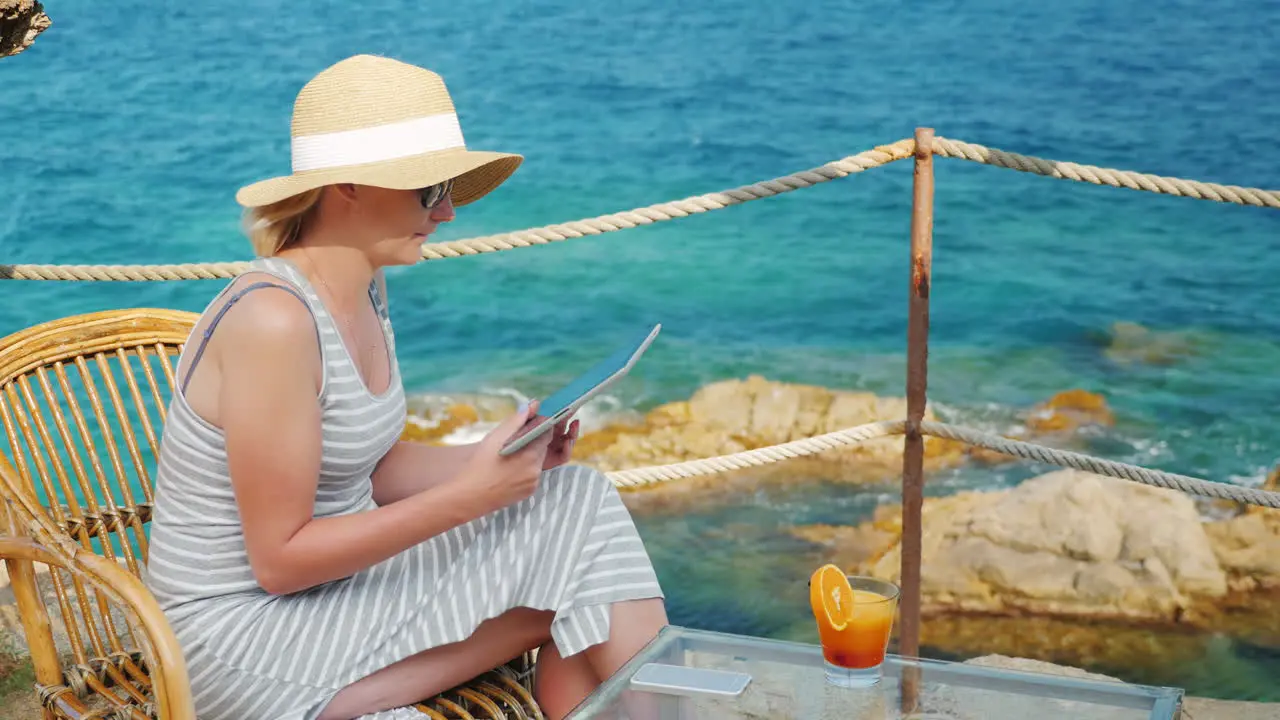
[
  {"x1": 931, "y1": 138, "x2": 1280, "y2": 208},
  {"x1": 605, "y1": 419, "x2": 1280, "y2": 510},
  {"x1": 0, "y1": 139, "x2": 916, "y2": 282},
  {"x1": 415, "y1": 138, "x2": 915, "y2": 260},
  {"x1": 4, "y1": 136, "x2": 1276, "y2": 282},
  {"x1": 4, "y1": 132, "x2": 1277, "y2": 507}
]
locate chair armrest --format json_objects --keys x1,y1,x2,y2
[{"x1": 0, "y1": 534, "x2": 197, "y2": 720}]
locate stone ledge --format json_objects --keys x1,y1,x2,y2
[{"x1": 964, "y1": 655, "x2": 1279, "y2": 720}]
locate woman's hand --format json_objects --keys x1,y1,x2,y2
[
  {"x1": 456, "y1": 401, "x2": 554, "y2": 516},
  {"x1": 542, "y1": 418, "x2": 580, "y2": 471}
]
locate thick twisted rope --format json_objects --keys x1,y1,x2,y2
[
  {"x1": 605, "y1": 420, "x2": 906, "y2": 486},
  {"x1": 7, "y1": 135, "x2": 1277, "y2": 281},
  {"x1": 416, "y1": 139, "x2": 916, "y2": 260},
  {"x1": 605, "y1": 419, "x2": 1280, "y2": 509},
  {"x1": 932, "y1": 137, "x2": 1280, "y2": 208},
  {"x1": 0, "y1": 140, "x2": 916, "y2": 281},
  {"x1": 919, "y1": 421, "x2": 1280, "y2": 508},
  {"x1": 0, "y1": 261, "x2": 252, "y2": 282}
]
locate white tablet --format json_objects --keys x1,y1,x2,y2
[{"x1": 499, "y1": 324, "x2": 661, "y2": 456}]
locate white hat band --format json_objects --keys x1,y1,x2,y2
[{"x1": 291, "y1": 113, "x2": 467, "y2": 173}]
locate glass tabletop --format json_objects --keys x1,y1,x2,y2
[{"x1": 566, "y1": 626, "x2": 1183, "y2": 720}]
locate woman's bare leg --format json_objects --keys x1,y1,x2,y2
[
  {"x1": 533, "y1": 640, "x2": 601, "y2": 719},
  {"x1": 584, "y1": 598, "x2": 669, "y2": 681},
  {"x1": 317, "y1": 608, "x2": 553, "y2": 720},
  {"x1": 318, "y1": 598, "x2": 667, "y2": 720},
  {"x1": 581, "y1": 598, "x2": 669, "y2": 720}
]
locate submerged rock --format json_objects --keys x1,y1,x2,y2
[
  {"x1": 1104, "y1": 321, "x2": 1199, "y2": 366},
  {"x1": 1024, "y1": 388, "x2": 1115, "y2": 434},
  {"x1": 967, "y1": 388, "x2": 1115, "y2": 465},
  {"x1": 789, "y1": 522, "x2": 898, "y2": 574},
  {"x1": 922, "y1": 614, "x2": 1214, "y2": 681}
]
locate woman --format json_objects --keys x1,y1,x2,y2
[{"x1": 146, "y1": 54, "x2": 668, "y2": 720}]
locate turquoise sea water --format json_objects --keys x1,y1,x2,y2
[{"x1": 3, "y1": 0, "x2": 1279, "y2": 702}]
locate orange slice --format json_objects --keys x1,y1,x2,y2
[{"x1": 809, "y1": 564, "x2": 855, "y2": 632}]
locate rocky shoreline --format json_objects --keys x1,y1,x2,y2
[
  {"x1": 399, "y1": 375, "x2": 1280, "y2": 634},
  {"x1": 402, "y1": 375, "x2": 1131, "y2": 482}
]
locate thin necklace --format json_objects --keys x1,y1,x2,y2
[{"x1": 302, "y1": 249, "x2": 377, "y2": 383}]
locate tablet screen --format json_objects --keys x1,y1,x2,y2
[
  {"x1": 500, "y1": 324, "x2": 660, "y2": 454},
  {"x1": 538, "y1": 326, "x2": 656, "y2": 418}
]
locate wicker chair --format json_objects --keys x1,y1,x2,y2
[{"x1": 0, "y1": 308, "x2": 542, "y2": 719}]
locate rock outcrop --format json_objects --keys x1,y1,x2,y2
[
  {"x1": 795, "y1": 469, "x2": 1280, "y2": 624},
  {"x1": 573, "y1": 375, "x2": 967, "y2": 483},
  {"x1": 793, "y1": 468, "x2": 1280, "y2": 668},
  {"x1": 0, "y1": 0, "x2": 50, "y2": 58},
  {"x1": 1203, "y1": 506, "x2": 1280, "y2": 592},
  {"x1": 874, "y1": 469, "x2": 1227, "y2": 620}
]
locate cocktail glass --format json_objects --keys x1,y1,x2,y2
[{"x1": 812, "y1": 575, "x2": 899, "y2": 688}]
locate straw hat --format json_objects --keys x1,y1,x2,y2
[{"x1": 235, "y1": 54, "x2": 523, "y2": 208}]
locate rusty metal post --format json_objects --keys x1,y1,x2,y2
[{"x1": 900, "y1": 126, "x2": 935, "y2": 712}]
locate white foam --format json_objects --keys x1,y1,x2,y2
[{"x1": 405, "y1": 387, "x2": 640, "y2": 446}]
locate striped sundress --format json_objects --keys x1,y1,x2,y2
[{"x1": 145, "y1": 256, "x2": 665, "y2": 720}]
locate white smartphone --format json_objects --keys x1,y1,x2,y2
[{"x1": 629, "y1": 662, "x2": 752, "y2": 698}]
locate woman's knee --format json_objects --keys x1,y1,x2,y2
[{"x1": 500, "y1": 607, "x2": 555, "y2": 647}]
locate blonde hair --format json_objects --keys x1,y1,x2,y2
[{"x1": 242, "y1": 188, "x2": 324, "y2": 256}]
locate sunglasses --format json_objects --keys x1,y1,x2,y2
[{"x1": 419, "y1": 178, "x2": 455, "y2": 210}]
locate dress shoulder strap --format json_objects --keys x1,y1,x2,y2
[
  {"x1": 368, "y1": 269, "x2": 389, "y2": 321},
  {"x1": 179, "y1": 279, "x2": 318, "y2": 394}
]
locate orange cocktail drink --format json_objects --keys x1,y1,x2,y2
[{"x1": 809, "y1": 565, "x2": 899, "y2": 688}]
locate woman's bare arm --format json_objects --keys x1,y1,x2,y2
[
  {"x1": 218, "y1": 293, "x2": 489, "y2": 595},
  {"x1": 370, "y1": 442, "x2": 478, "y2": 506}
]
